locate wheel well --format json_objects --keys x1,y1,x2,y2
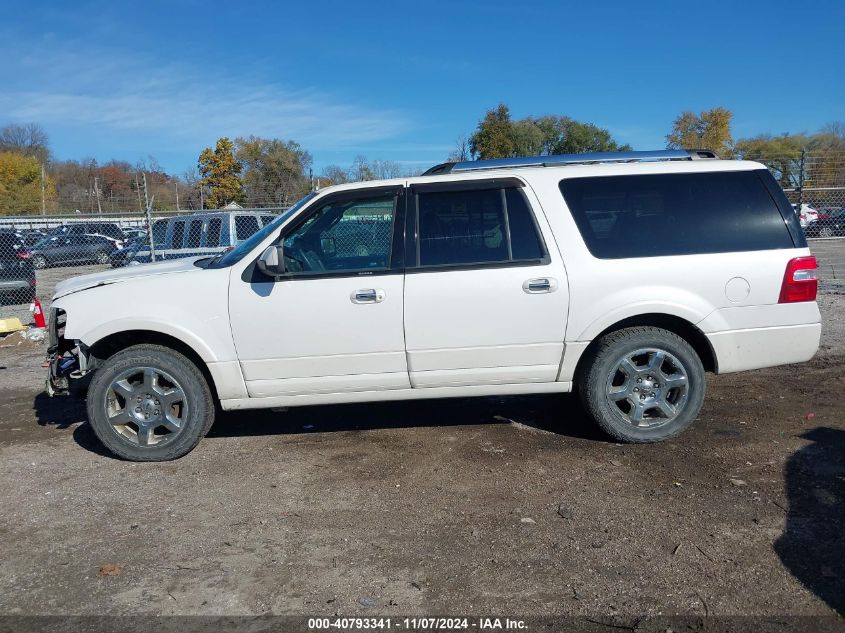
[
  {"x1": 575, "y1": 314, "x2": 718, "y2": 375},
  {"x1": 88, "y1": 330, "x2": 219, "y2": 399}
]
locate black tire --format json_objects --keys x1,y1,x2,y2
[
  {"x1": 86, "y1": 344, "x2": 215, "y2": 461},
  {"x1": 576, "y1": 326, "x2": 705, "y2": 443},
  {"x1": 32, "y1": 255, "x2": 47, "y2": 269}
]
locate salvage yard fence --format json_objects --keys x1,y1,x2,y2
[{"x1": 1, "y1": 151, "x2": 844, "y2": 310}]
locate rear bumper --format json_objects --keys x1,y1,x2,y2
[{"x1": 706, "y1": 323, "x2": 821, "y2": 373}]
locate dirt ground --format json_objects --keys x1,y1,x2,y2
[{"x1": 0, "y1": 261, "x2": 843, "y2": 627}]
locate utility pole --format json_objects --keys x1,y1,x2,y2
[
  {"x1": 40, "y1": 164, "x2": 46, "y2": 215},
  {"x1": 142, "y1": 173, "x2": 157, "y2": 262},
  {"x1": 94, "y1": 176, "x2": 102, "y2": 214},
  {"x1": 797, "y1": 149, "x2": 806, "y2": 210},
  {"x1": 135, "y1": 173, "x2": 143, "y2": 212},
  {"x1": 175, "y1": 181, "x2": 180, "y2": 211}
]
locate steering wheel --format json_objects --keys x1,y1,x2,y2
[{"x1": 285, "y1": 241, "x2": 324, "y2": 272}]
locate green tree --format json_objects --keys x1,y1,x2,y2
[
  {"x1": 198, "y1": 137, "x2": 244, "y2": 208},
  {"x1": 0, "y1": 151, "x2": 53, "y2": 215},
  {"x1": 666, "y1": 107, "x2": 734, "y2": 157},
  {"x1": 734, "y1": 134, "x2": 807, "y2": 187},
  {"x1": 539, "y1": 117, "x2": 632, "y2": 154},
  {"x1": 511, "y1": 119, "x2": 545, "y2": 156},
  {"x1": 235, "y1": 136, "x2": 312, "y2": 206},
  {"x1": 470, "y1": 104, "x2": 516, "y2": 159}
]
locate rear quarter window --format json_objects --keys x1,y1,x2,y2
[{"x1": 559, "y1": 170, "x2": 795, "y2": 259}]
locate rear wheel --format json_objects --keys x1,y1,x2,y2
[
  {"x1": 86, "y1": 344, "x2": 215, "y2": 461},
  {"x1": 577, "y1": 327, "x2": 705, "y2": 443},
  {"x1": 819, "y1": 226, "x2": 834, "y2": 238},
  {"x1": 32, "y1": 255, "x2": 47, "y2": 269},
  {"x1": 95, "y1": 251, "x2": 110, "y2": 264}
]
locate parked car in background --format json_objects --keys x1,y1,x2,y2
[
  {"x1": 49, "y1": 222, "x2": 126, "y2": 248},
  {"x1": 792, "y1": 203, "x2": 826, "y2": 228},
  {"x1": 30, "y1": 234, "x2": 118, "y2": 269},
  {"x1": 805, "y1": 207, "x2": 845, "y2": 237},
  {"x1": 131, "y1": 211, "x2": 276, "y2": 263},
  {"x1": 46, "y1": 149, "x2": 821, "y2": 461},
  {"x1": 0, "y1": 231, "x2": 36, "y2": 304}
]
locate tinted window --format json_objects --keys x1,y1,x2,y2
[
  {"x1": 206, "y1": 218, "x2": 222, "y2": 247},
  {"x1": 282, "y1": 194, "x2": 395, "y2": 274},
  {"x1": 261, "y1": 215, "x2": 275, "y2": 226},
  {"x1": 235, "y1": 215, "x2": 260, "y2": 241},
  {"x1": 559, "y1": 170, "x2": 794, "y2": 259},
  {"x1": 171, "y1": 221, "x2": 185, "y2": 248},
  {"x1": 417, "y1": 186, "x2": 545, "y2": 267},
  {"x1": 186, "y1": 219, "x2": 202, "y2": 248},
  {"x1": 506, "y1": 188, "x2": 545, "y2": 260}
]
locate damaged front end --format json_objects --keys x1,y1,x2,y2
[{"x1": 45, "y1": 308, "x2": 93, "y2": 397}]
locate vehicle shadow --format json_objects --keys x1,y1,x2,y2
[
  {"x1": 207, "y1": 392, "x2": 606, "y2": 441},
  {"x1": 31, "y1": 389, "x2": 608, "y2": 456},
  {"x1": 31, "y1": 391, "x2": 115, "y2": 457},
  {"x1": 774, "y1": 427, "x2": 845, "y2": 615}
]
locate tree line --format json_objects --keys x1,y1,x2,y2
[
  {"x1": 0, "y1": 124, "x2": 409, "y2": 216},
  {"x1": 1, "y1": 106, "x2": 843, "y2": 216},
  {"x1": 461, "y1": 104, "x2": 845, "y2": 192}
]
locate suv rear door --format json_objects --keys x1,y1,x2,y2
[{"x1": 403, "y1": 179, "x2": 569, "y2": 388}]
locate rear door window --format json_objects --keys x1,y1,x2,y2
[
  {"x1": 416, "y1": 186, "x2": 546, "y2": 267},
  {"x1": 559, "y1": 170, "x2": 795, "y2": 259}
]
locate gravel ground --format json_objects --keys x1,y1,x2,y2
[{"x1": 0, "y1": 255, "x2": 843, "y2": 626}]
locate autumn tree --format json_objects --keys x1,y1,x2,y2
[
  {"x1": 470, "y1": 104, "x2": 516, "y2": 159},
  {"x1": 666, "y1": 107, "x2": 734, "y2": 157},
  {"x1": 0, "y1": 151, "x2": 54, "y2": 215},
  {"x1": 198, "y1": 137, "x2": 244, "y2": 208}
]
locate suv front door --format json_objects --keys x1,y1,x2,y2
[
  {"x1": 228, "y1": 187, "x2": 409, "y2": 398},
  {"x1": 403, "y1": 180, "x2": 569, "y2": 388}
]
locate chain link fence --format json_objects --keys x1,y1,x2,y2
[{"x1": 1, "y1": 153, "x2": 844, "y2": 320}]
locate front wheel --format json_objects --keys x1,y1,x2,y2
[
  {"x1": 32, "y1": 255, "x2": 47, "y2": 269},
  {"x1": 95, "y1": 251, "x2": 110, "y2": 264},
  {"x1": 576, "y1": 327, "x2": 705, "y2": 443},
  {"x1": 86, "y1": 344, "x2": 215, "y2": 461},
  {"x1": 819, "y1": 226, "x2": 834, "y2": 238}
]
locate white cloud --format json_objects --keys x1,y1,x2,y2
[{"x1": 0, "y1": 42, "x2": 410, "y2": 152}]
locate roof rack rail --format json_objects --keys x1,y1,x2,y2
[{"x1": 421, "y1": 149, "x2": 719, "y2": 176}]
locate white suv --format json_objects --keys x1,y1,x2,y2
[{"x1": 46, "y1": 150, "x2": 821, "y2": 461}]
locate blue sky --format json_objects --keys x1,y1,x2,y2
[{"x1": 2, "y1": 0, "x2": 843, "y2": 175}]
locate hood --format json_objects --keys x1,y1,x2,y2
[{"x1": 53, "y1": 256, "x2": 205, "y2": 299}]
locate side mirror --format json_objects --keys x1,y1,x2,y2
[{"x1": 256, "y1": 244, "x2": 285, "y2": 277}]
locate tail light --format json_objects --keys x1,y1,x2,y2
[
  {"x1": 16, "y1": 249, "x2": 31, "y2": 260},
  {"x1": 779, "y1": 256, "x2": 818, "y2": 303}
]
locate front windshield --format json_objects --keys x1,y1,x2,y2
[{"x1": 208, "y1": 192, "x2": 317, "y2": 268}]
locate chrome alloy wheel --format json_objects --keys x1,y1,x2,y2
[
  {"x1": 604, "y1": 348, "x2": 689, "y2": 428},
  {"x1": 104, "y1": 367, "x2": 189, "y2": 446}
]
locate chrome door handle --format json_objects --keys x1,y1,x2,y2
[
  {"x1": 523, "y1": 277, "x2": 557, "y2": 293},
  {"x1": 351, "y1": 288, "x2": 385, "y2": 304}
]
